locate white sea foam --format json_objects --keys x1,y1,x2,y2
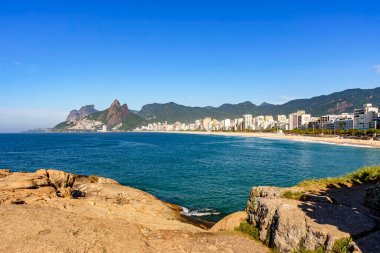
[{"x1": 180, "y1": 207, "x2": 221, "y2": 217}]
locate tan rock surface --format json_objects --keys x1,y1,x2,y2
[
  {"x1": 0, "y1": 169, "x2": 269, "y2": 253},
  {"x1": 246, "y1": 185, "x2": 380, "y2": 252},
  {"x1": 210, "y1": 211, "x2": 247, "y2": 232}
]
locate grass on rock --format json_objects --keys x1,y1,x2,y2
[
  {"x1": 234, "y1": 221, "x2": 259, "y2": 240},
  {"x1": 298, "y1": 165, "x2": 380, "y2": 190}
]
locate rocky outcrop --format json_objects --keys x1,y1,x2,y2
[
  {"x1": 0, "y1": 169, "x2": 269, "y2": 253},
  {"x1": 65, "y1": 105, "x2": 98, "y2": 121},
  {"x1": 55, "y1": 99, "x2": 144, "y2": 131},
  {"x1": 0, "y1": 169, "x2": 75, "y2": 198},
  {"x1": 78, "y1": 105, "x2": 97, "y2": 117},
  {"x1": 46, "y1": 169, "x2": 75, "y2": 198},
  {"x1": 66, "y1": 109, "x2": 80, "y2": 121},
  {"x1": 246, "y1": 185, "x2": 380, "y2": 252},
  {"x1": 106, "y1": 99, "x2": 129, "y2": 128}
]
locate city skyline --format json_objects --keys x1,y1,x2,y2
[{"x1": 1, "y1": 1, "x2": 380, "y2": 132}]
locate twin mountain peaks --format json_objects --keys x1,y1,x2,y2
[{"x1": 54, "y1": 87, "x2": 380, "y2": 131}]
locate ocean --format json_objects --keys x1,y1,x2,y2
[{"x1": 1, "y1": 132, "x2": 379, "y2": 221}]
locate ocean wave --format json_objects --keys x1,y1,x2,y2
[{"x1": 180, "y1": 207, "x2": 221, "y2": 217}]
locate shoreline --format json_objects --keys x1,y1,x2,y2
[
  {"x1": 15, "y1": 130, "x2": 380, "y2": 148},
  {"x1": 153, "y1": 131, "x2": 380, "y2": 148}
]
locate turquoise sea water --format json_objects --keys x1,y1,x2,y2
[{"x1": 1, "y1": 132, "x2": 380, "y2": 221}]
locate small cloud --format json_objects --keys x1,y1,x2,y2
[
  {"x1": 373, "y1": 65, "x2": 380, "y2": 74},
  {"x1": 13, "y1": 62, "x2": 22, "y2": 65}
]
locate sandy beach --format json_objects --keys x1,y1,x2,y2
[{"x1": 158, "y1": 131, "x2": 380, "y2": 148}]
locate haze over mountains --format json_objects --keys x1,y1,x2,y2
[{"x1": 55, "y1": 87, "x2": 380, "y2": 130}]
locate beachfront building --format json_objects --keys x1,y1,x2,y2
[
  {"x1": 334, "y1": 118, "x2": 354, "y2": 131},
  {"x1": 354, "y1": 104, "x2": 379, "y2": 130},
  {"x1": 264, "y1": 115, "x2": 274, "y2": 129},
  {"x1": 195, "y1": 120, "x2": 201, "y2": 130},
  {"x1": 232, "y1": 118, "x2": 244, "y2": 131},
  {"x1": 255, "y1": 116, "x2": 265, "y2": 130},
  {"x1": 277, "y1": 115, "x2": 287, "y2": 124},
  {"x1": 220, "y1": 119, "x2": 231, "y2": 131},
  {"x1": 211, "y1": 119, "x2": 220, "y2": 131},
  {"x1": 243, "y1": 114, "x2": 253, "y2": 130},
  {"x1": 288, "y1": 110, "x2": 311, "y2": 130},
  {"x1": 276, "y1": 115, "x2": 288, "y2": 130},
  {"x1": 202, "y1": 117, "x2": 212, "y2": 131},
  {"x1": 373, "y1": 116, "x2": 380, "y2": 130},
  {"x1": 189, "y1": 124, "x2": 196, "y2": 131}
]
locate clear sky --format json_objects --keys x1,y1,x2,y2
[{"x1": 1, "y1": 1, "x2": 380, "y2": 132}]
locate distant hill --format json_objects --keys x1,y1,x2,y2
[
  {"x1": 53, "y1": 100, "x2": 145, "y2": 131},
  {"x1": 136, "y1": 87, "x2": 380, "y2": 123},
  {"x1": 53, "y1": 87, "x2": 380, "y2": 129},
  {"x1": 66, "y1": 105, "x2": 98, "y2": 121}
]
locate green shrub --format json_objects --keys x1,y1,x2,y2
[
  {"x1": 298, "y1": 165, "x2": 380, "y2": 190},
  {"x1": 332, "y1": 237, "x2": 352, "y2": 253},
  {"x1": 282, "y1": 190, "x2": 307, "y2": 200},
  {"x1": 234, "y1": 221, "x2": 259, "y2": 240}
]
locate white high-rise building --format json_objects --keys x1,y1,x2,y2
[
  {"x1": 202, "y1": 117, "x2": 212, "y2": 131},
  {"x1": 255, "y1": 116, "x2": 265, "y2": 130},
  {"x1": 221, "y1": 119, "x2": 231, "y2": 130},
  {"x1": 243, "y1": 114, "x2": 253, "y2": 130},
  {"x1": 288, "y1": 110, "x2": 311, "y2": 130},
  {"x1": 277, "y1": 115, "x2": 287, "y2": 123},
  {"x1": 354, "y1": 104, "x2": 379, "y2": 130}
]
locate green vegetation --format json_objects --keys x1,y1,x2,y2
[
  {"x1": 332, "y1": 237, "x2": 352, "y2": 253},
  {"x1": 87, "y1": 110, "x2": 107, "y2": 123},
  {"x1": 119, "y1": 113, "x2": 145, "y2": 131},
  {"x1": 234, "y1": 220, "x2": 259, "y2": 240},
  {"x1": 282, "y1": 190, "x2": 307, "y2": 200},
  {"x1": 298, "y1": 165, "x2": 380, "y2": 190},
  {"x1": 284, "y1": 128, "x2": 380, "y2": 138},
  {"x1": 52, "y1": 121, "x2": 75, "y2": 130},
  {"x1": 52, "y1": 121, "x2": 68, "y2": 130},
  {"x1": 291, "y1": 237, "x2": 352, "y2": 253}
]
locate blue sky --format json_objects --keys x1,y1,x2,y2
[{"x1": 1, "y1": 1, "x2": 380, "y2": 132}]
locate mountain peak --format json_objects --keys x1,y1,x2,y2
[
  {"x1": 110, "y1": 99, "x2": 121, "y2": 108},
  {"x1": 66, "y1": 105, "x2": 97, "y2": 121},
  {"x1": 260, "y1": 102, "x2": 272, "y2": 107}
]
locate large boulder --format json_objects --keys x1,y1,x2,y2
[
  {"x1": 46, "y1": 169, "x2": 75, "y2": 198},
  {"x1": 246, "y1": 186, "x2": 377, "y2": 252}
]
